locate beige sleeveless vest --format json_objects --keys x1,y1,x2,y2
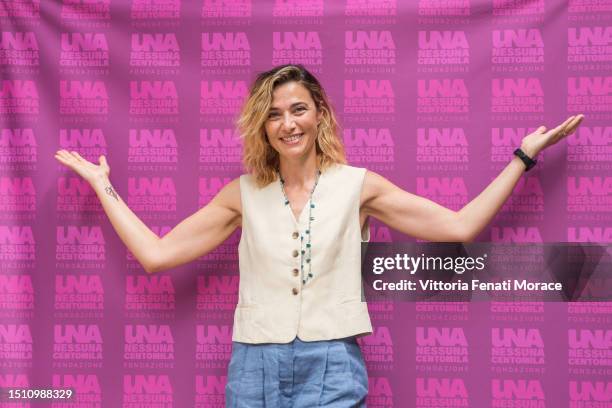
[{"x1": 232, "y1": 163, "x2": 373, "y2": 343}]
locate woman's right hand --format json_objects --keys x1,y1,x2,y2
[{"x1": 54, "y1": 150, "x2": 110, "y2": 185}]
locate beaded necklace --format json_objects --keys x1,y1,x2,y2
[{"x1": 278, "y1": 168, "x2": 321, "y2": 286}]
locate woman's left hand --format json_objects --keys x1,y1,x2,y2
[{"x1": 520, "y1": 114, "x2": 585, "y2": 158}]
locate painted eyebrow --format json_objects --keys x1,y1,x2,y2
[{"x1": 268, "y1": 102, "x2": 308, "y2": 111}]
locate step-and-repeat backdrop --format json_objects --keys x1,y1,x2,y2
[{"x1": 1, "y1": 0, "x2": 611, "y2": 406}]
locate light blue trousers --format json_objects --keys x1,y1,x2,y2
[{"x1": 225, "y1": 336, "x2": 368, "y2": 407}]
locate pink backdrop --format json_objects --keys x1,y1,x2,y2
[{"x1": 1, "y1": 0, "x2": 611, "y2": 407}]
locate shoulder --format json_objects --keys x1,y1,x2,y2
[
  {"x1": 211, "y1": 176, "x2": 242, "y2": 215},
  {"x1": 323, "y1": 162, "x2": 366, "y2": 178},
  {"x1": 360, "y1": 169, "x2": 395, "y2": 208},
  {"x1": 237, "y1": 172, "x2": 278, "y2": 193}
]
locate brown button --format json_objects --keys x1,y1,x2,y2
[
  {"x1": 292, "y1": 249, "x2": 299, "y2": 257},
  {"x1": 292, "y1": 231, "x2": 299, "y2": 239},
  {"x1": 292, "y1": 288, "x2": 299, "y2": 295},
  {"x1": 292, "y1": 268, "x2": 299, "y2": 277}
]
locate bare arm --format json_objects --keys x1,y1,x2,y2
[
  {"x1": 87, "y1": 176, "x2": 163, "y2": 272},
  {"x1": 455, "y1": 156, "x2": 530, "y2": 241},
  {"x1": 361, "y1": 114, "x2": 584, "y2": 242},
  {"x1": 150, "y1": 178, "x2": 241, "y2": 273},
  {"x1": 361, "y1": 172, "x2": 464, "y2": 241},
  {"x1": 55, "y1": 150, "x2": 241, "y2": 273},
  {"x1": 92, "y1": 176, "x2": 241, "y2": 274}
]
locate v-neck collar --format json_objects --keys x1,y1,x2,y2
[
  {"x1": 289, "y1": 197, "x2": 310, "y2": 226},
  {"x1": 278, "y1": 169, "x2": 323, "y2": 228}
]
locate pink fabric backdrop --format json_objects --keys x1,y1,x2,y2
[{"x1": 1, "y1": 0, "x2": 611, "y2": 406}]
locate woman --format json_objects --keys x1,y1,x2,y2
[{"x1": 55, "y1": 64, "x2": 584, "y2": 407}]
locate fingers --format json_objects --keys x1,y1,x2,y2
[
  {"x1": 548, "y1": 114, "x2": 585, "y2": 141},
  {"x1": 71, "y1": 151, "x2": 86, "y2": 161},
  {"x1": 563, "y1": 114, "x2": 584, "y2": 136},
  {"x1": 54, "y1": 152, "x2": 68, "y2": 163},
  {"x1": 54, "y1": 151, "x2": 76, "y2": 169},
  {"x1": 54, "y1": 150, "x2": 89, "y2": 170},
  {"x1": 55, "y1": 150, "x2": 88, "y2": 163},
  {"x1": 54, "y1": 150, "x2": 74, "y2": 162},
  {"x1": 557, "y1": 115, "x2": 576, "y2": 132},
  {"x1": 55, "y1": 149, "x2": 76, "y2": 159}
]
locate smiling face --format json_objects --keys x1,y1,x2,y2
[{"x1": 264, "y1": 81, "x2": 322, "y2": 163}]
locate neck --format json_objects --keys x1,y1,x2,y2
[{"x1": 278, "y1": 152, "x2": 318, "y2": 189}]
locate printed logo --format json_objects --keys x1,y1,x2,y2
[
  {"x1": 53, "y1": 324, "x2": 102, "y2": 368},
  {"x1": 0, "y1": 128, "x2": 37, "y2": 171},
  {"x1": 344, "y1": 80, "x2": 394, "y2": 116},
  {"x1": 124, "y1": 324, "x2": 175, "y2": 369},
  {"x1": 52, "y1": 374, "x2": 101, "y2": 407},
  {"x1": 0, "y1": 324, "x2": 32, "y2": 367},
  {"x1": 416, "y1": 327, "x2": 468, "y2": 369},
  {"x1": 1, "y1": 80, "x2": 39, "y2": 115},
  {"x1": 273, "y1": 31, "x2": 321, "y2": 68},
  {"x1": 343, "y1": 128, "x2": 394, "y2": 171},
  {"x1": 60, "y1": 80, "x2": 108, "y2": 115},
  {"x1": 492, "y1": 29, "x2": 544, "y2": 72},
  {"x1": 416, "y1": 377, "x2": 468, "y2": 408},
  {"x1": 202, "y1": 32, "x2": 250, "y2": 70},
  {"x1": 195, "y1": 375, "x2": 226, "y2": 408},
  {"x1": 359, "y1": 326, "x2": 394, "y2": 371},
  {"x1": 122, "y1": 374, "x2": 173, "y2": 408},
  {"x1": 0, "y1": 31, "x2": 39, "y2": 71},
  {"x1": 195, "y1": 324, "x2": 232, "y2": 369},
  {"x1": 366, "y1": 376, "x2": 393, "y2": 408},
  {"x1": 418, "y1": 31, "x2": 469, "y2": 72},
  {"x1": 491, "y1": 379, "x2": 545, "y2": 407}
]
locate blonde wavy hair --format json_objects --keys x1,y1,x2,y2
[{"x1": 236, "y1": 64, "x2": 346, "y2": 187}]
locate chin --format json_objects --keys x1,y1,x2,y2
[{"x1": 279, "y1": 144, "x2": 315, "y2": 161}]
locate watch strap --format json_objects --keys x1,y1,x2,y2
[{"x1": 513, "y1": 148, "x2": 537, "y2": 171}]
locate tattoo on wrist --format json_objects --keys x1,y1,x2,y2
[{"x1": 104, "y1": 185, "x2": 118, "y2": 201}]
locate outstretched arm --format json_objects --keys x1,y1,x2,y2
[
  {"x1": 149, "y1": 178, "x2": 241, "y2": 273},
  {"x1": 361, "y1": 114, "x2": 584, "y2": 242},
  {"x1": 54, "y1": 151, "x2": 241, "y2": 273}
]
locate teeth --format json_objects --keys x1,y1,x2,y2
[{"x1": 281, "y1": 133, "x2": 303, "y2": 143}]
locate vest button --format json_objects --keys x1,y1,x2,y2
[
  {"x1": 292, "y1": 231, "x2": 299, "y2": 239},
  {"x1": 292, "y1": 268, "x2": 299, "y2": 276},
  {"x1": 292, "y1": 288, "x2": 299, "y2": 295},
  {"x1": 292, "y1": 249, "x2": 299, "y2": 257}
]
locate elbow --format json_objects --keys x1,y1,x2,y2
[
  {"x1": 145, "y1": 258, "x2": 168, "y2": 274},
  {"x1": 144, "y1": 262, "x2": 157, "y2": 274},
  {"x1": 451, "y1": 213, "x2": 476, "y2": 243},
  {"x1": 145, "y1": 252, "x2": 168, "y2": 274},
  {"x1": 461, "y1": 232, "x2": 477, "y2": 243},
  {"x1": 143, "y1": 241, "x2": 164, "y2": 274}
]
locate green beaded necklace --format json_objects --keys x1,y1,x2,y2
[{"x1": 278, "y1": 168, "x2": 321, "y2": 285}]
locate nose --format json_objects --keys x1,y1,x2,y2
[{"x1": 281, "y1": 112, "x2": 296, "y2": 131}]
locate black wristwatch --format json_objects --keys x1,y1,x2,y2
[{"x1": 513, "y1": 148, "x2": 537, "y2": 171}]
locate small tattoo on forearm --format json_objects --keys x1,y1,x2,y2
[{"x1": 105, "y1": 185, "x2": 118, "y2": 201}]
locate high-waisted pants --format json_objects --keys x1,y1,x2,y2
[{"x1": 225, "y1": 335, "x2": 368, "y2": 407}]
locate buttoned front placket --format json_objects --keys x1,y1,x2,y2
[
  {"x1": 291, "y1": 230, "x2": 300, "y2": 281},
  {"x1": 289, "y1": 219, "x2": 306, "y2": 336},
  {"x1": 291, "y1": 212, "x2": 310, "y2": 294},
  {"x1": 279, "y1": 170, "x2": 321, "y2": 295},
  {"x1": 291, "y1": 237, "x2": 301, "y2": 296},
  {"x1": 284, "y1": 194, "x2": 309, "y2": 298}
]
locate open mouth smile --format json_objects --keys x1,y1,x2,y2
[{"x1": 280, "y1": 133, "x2": 304, "y2": 145}]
